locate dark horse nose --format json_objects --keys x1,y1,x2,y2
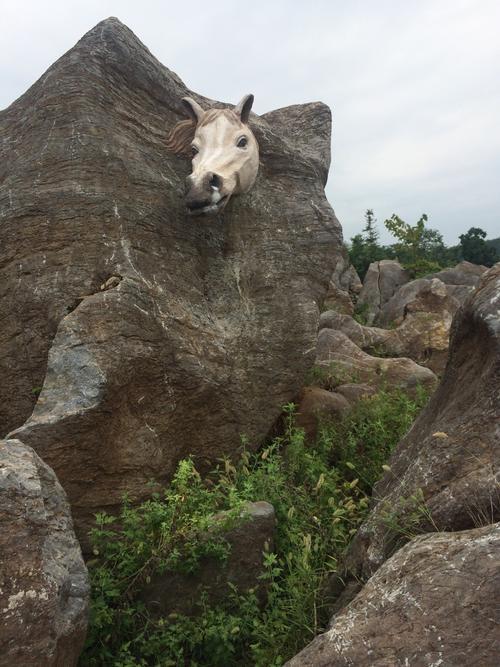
[
  {"x1": 185, "y1": 172, "x2": 223, "y2": 212},
  {"x1": 209, "y1": 173, "x2": 222, "y2": 189}
]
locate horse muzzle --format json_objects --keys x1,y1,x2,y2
[{"x1": 185, "y1": 172, "x2": 230, "y2": 216}]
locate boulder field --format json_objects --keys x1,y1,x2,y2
[
  {"x1": 288, "y1": 263, "x2": 500, "y2": 665},
  {"x1": 1, "y1": 15, "x2": 499, "y2": 667}
]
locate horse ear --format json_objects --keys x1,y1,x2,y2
[
  {"x1": 234, "y1": 94, "x2": 254, "y2": 124},
  {"x1": 182, "y1": 97, "x2": 205, "y2": 123}
]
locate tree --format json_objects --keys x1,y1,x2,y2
[
  {"x1": 420, "y1": 228, "x2": 459, "y2": 266},
  {"x1": 384, "y1": 213, "x2": 446, "y2": 277},
  {"x1": 362, "y1": 209, "x2": 379, "y2": 246},
  {"x1": 348, "y1": 210, "x2": 385, "y2": 280},
  {"x1": 384, "y1": 213, "x2": 427, "y2": 265},
  {"x1": 459, "y1": 227, "x2": 499, "y2": 267}
]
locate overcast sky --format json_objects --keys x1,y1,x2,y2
[{"x1": 2, "y1": 0, "x2": 499, "y2": 244}]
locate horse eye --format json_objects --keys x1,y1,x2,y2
[
  {"x1": 191, "y1": 145, "x2": 199, "y2": 157},
  {"x1": 237, "y1": 137, "x2": 248, "y2": 148}
]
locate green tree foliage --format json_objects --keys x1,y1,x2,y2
[
  {"x1": 362, "y1": 208, "x2": 379, "y2": 245},
  {"x1": 486, "y1": 237, "x2": 500, "y2": 254},
  {"x1": 383, "y1": 213, "x2": 458, "y2": 277},
  {"x1": 459, "y1": 227, "x2": 499, "y2": 267},
  {"x1": 349, "y1": 210, "x2": 495, "y2": 282},
  {"x1": 348, "y1": 210, "x2": 386, "y2": 280}
]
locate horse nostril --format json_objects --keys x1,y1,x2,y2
[{"x1": 209, "y1": 173, "x2": 222, "y2": 190}]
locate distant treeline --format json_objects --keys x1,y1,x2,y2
[{"x1": 349, "y1": 210, "x2": 499, "y2": 280}]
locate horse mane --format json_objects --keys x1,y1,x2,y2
[
  {"x1": 166, "y1": 119, "x2": 196, "y2": 155},
  {"x1": 167, "y1": 108, "x2": 244, "y2": 156}
]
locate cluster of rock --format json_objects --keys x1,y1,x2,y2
[
  {"x1": 288, "y1": 263, "x2": 500, "y2": 665},
  {"x1": 1, "y1": 16, "x2": 499, "y2": 667},
  {"x1": 297, "y1": 258, "x2": 489, "y2": 436}
]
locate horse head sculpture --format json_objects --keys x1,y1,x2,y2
[{"x1": 166, "y1": 94, "x2": 259, "y2": 215}]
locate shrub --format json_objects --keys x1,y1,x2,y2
[
  {"x1": 319, "y1": 386, "x2": 429, "y2": 491},
  {"x1": 81, "y1": 390, "x2": 429, "y2": 666}
]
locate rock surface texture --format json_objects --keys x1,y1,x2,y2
[
  {"x1": 323, "y1": 248, "x2": 362, "y2": 314},
  {"x1": 376, "y1": 276, "x2": 462, "y2": 328},
  {"x1": 286, "y1": 523, "x2": 500, "y2": 667},
  {"x1": 321, "y1": 294, "x2": 454, "y2": 375},
  {"x1": 315, "y1": 328, "x2": 437, "y2": 391},
  {"x1": 0, "y1": 438, "x2": 89, "y2": 666},
  {"x1": 322, "y1": 262, "x2": 488, "y2": 375},
  {"x1": 0, "y1": 19, "x2": 342, "y2": 545},
  {"x1": 356, "y1": 260, "x2": 409, "y2": 325},
  {"x1": 428, "y1": 260, "x2": 488, "y2": 286}
]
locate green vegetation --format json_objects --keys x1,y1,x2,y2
[
  {"x1": 459, "y1": 227, "x2": 499, "y2": 267},
  {"x1": 377, "y1": 486, "x2": 439, "y2": 554},
  {"x1": 348, "y1": 210, "x2": 498, "y2": 280},
  {"x1": 320, "y1": 386, "x2": 429, "y2": 491},
  {"x1": 305, "y1": 362, "x2": 359, "y2": 389},
  {"x1": 486, "y1": 236, "x2": 500, "y2": 255},
  {"x1": 352, "y1": 301, "x2": 369, "y2": 325},
  {"x1": 81, "y1": 389, "x2": 429, "y2": 667},
  {"x1": 349, "y1": 209, "x2": 387, "y2": 280}
]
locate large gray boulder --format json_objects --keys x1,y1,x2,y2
[
  {"x1": 428, "y1": 260, "x2": 488, "y2": 286},
  {"x1": 0, "y1": 439, "x2": 89, "y2": 666},
  {"x1": 287, "y1": 523, "x2": 500, "y2": 667},
  {"x1": 321, "y1": 304, "x2": 453, "y2": 375},
  {"x1": 330, "y1": 272, "x2": 483, "y2": 374},
  {"x1": 357, "y1": 260, "x2": 409, "y2": 325},
  {"x1": 316, "y1": 328, "x2": 437, "y2": 392},
  {"x1": 0, "y1": 19, "x2": 342, "y2": 547},
  {"x1": 323, "y1": 248, "x2": 362, "y2": 314},
  {"x1": 376, "y1": 277, "x2": 461, "y2": 327}
]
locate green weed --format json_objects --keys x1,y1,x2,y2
[{"x1": 81, "y1": 390, "x2": 428, "y2": 666}]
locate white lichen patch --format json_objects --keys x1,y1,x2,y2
[{"x1": 6, "y1": 588, "x2": 49, "y2": 611}]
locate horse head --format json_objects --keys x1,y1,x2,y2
[{"x1": 167, "y1": 95, "x2": 259, "y2": 215}]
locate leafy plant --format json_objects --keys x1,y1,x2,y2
[
  {"x1": 81, "y1": 390, "x2": 429, "y2": 667},
  {"x1": 349, "y1": 210, "x2": 386, "y2": 280},
  {"x1": 318, "y1": 386, "x2": 429, "y2": 491}
]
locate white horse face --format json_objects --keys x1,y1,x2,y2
[{"x1": 167, "y1": 95, "x2": 259, "y2": 216}]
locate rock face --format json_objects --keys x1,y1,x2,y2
[
  {"x1": 376, "y1": 277, "x2": 461, "y2": 327},
  {"x1": 323, "y1": 249, "x2": 362, "y2": 314},
  {"x1": 321, "y1": 300, "x2": 453, "y2": 375},
  {"x1": 142, "y1": 501, "x2": 276, "y2": 617},
  {"x1": 315, "y1": 328, "x2": 437, "y2": 391},
  {"x1": 344, "y1": 263, "x2": 500, "y2": 581},
  {"x1": 0, "y1": 438, "x2": 89, "y2": 666},
  {"x1": 356, "y1": 260, "x2": 409, "y2": 325},
  {"x1": 0, "y1": 19, "x2": 342, "y2": 545},
  {"x1": 428, "y1": 260, "x2": 488, "y2": 286},
  {"x1": 286, "y1": 523, "x2": 500, "y2": 667},
  {"x1": 296, "y1": 387, "x2": 350, "y2": 441}
]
